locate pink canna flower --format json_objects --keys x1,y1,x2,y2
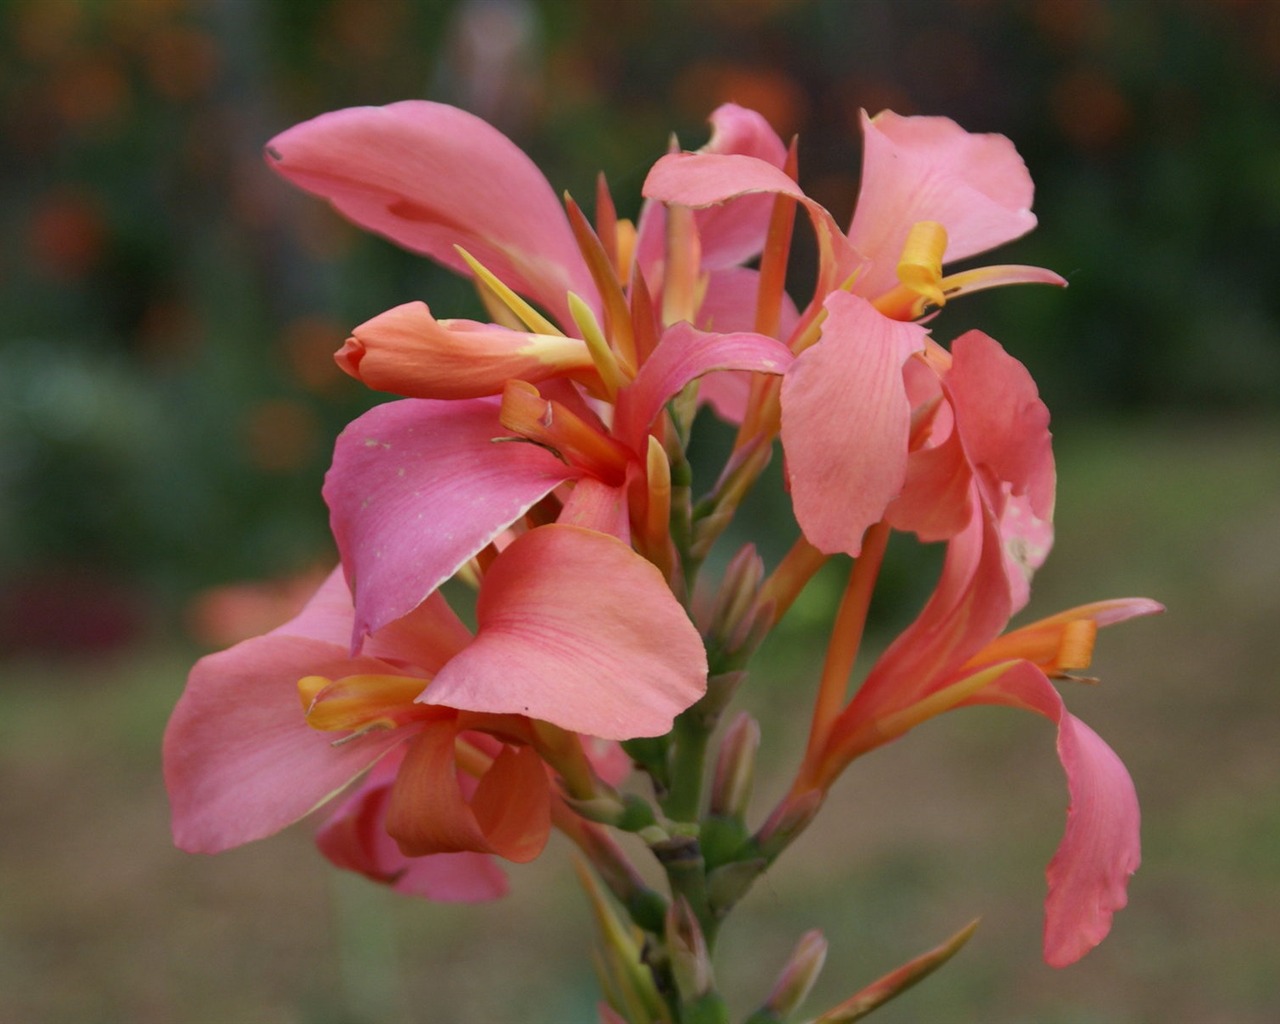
[
  {"x1": 644, "y1": 108, "x2": 1065, "y2": 559},
  {"x1": 266, "y1": 99, "x2": 796, "y2": 645},
  {"x1": 164, "y1": 525, "x2": 708, "y2": 878}
]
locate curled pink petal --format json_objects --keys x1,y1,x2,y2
[
  {"x1": 421, "y1": 525, "x2": 707, "y2": 739},
  {"x1": 265, "y1": 101, "x2": 591, "y2": 324},
  {"x1": 644, "y1": 152, "x2": 865, "y2": 292},
  {"x1": 634, "y1": 103, "x2": 789, "y2": 278},
  {"x1": 614, "y1": 321, "x2": 793, "y2": 450},
  {"x1": 324, "y1": 397, "x2": 575, "y2": 645},
  {"x1": 967, "y1": 662, "x2": 1141, "y2": 967}
]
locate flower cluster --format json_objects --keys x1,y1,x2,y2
[{"x1": 164, "y1": 100, "x2": 1160, "y2": 1017}]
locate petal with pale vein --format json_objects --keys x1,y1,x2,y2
[{"x1": 421, "y1": 525, "x2": 708, "y2": 739}]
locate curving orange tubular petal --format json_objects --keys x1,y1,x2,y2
[{"x1": 386, "y1": 716, "x2": 551, "y2": 862}]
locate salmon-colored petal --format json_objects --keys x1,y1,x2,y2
[
  {"x1": 633, "y1": 103, "x2": 789, "y2": 278},
  {"x1": 385, "y1": 718, "x2": 551, "y2": 862},
  {"x1": 884, "y1": 423, "x2": 973, "y2": 542},
  {"x1": 780, "y1": 293, "x2": 926, "y2": 556},
  {"x1": 613, "y1": 321, "x2": 792, "y2": 451},
  {"x1": 265, "y1": 101, "x2": 591, "y2": 325},
  {"x1": 945, "y1": 331, "x2": 1055, "y2": 523},
  {"x1": 339, "y1": 301, "x2": 593, "y2": 399},
  {"x1": 422, "y1": 525, "x2": 707, "y2": 739},
  {"x1": 967, "y1": 662, "x2": 1141, "y2": 967},
  {"x1": 643, "y1": 152, "x2": 865, "y2": 294},
  {"x1": 164, "y1": 634, "x2": 415, "y2": 853},
  {"x1": 315, "y1": 749, "x2": 509, "y2": 901},
  {"x1": 557, "y1": 476, "x2": 631, "y2": 542},
  {"x1": 849, "y1": 110, "x2": 1038, "y2": 299},
  {"x1": 852, "y1": 498, "x2": 1014, "y2": 720},
  {"x1": 324, "y1": 397, "x2": 575, "y2": 646}
]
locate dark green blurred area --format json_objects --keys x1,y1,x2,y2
[{"x1": 2, "y1": 0, "x2": 1277, "y2": 653}]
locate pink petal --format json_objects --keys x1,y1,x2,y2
[
  {"x1": 945, "y1": 331, "x2": 1055, "y2": 524},
  {"x1": 696, "y1": 266, "x2": 800, "y2": 337},
  {"x1": 643, "y1": 152, "x2": 865, "y2": 292},
  {"x1": 339, "y1": 301, "x2": 593, "y2": 399},
  {"x1": 884, "y1": 423, "x2": 973, "y2": 542},
  {"x1": 421, "y1": 525, "x2": 707, "y2": 739},
  {"x1": 315, "y1": 749, "x2": 508, "y2": 901},
  {"x1": 779, "y1": 292, "x2": 926, "y2": 556},
  {"x1": 633, "y1": 104, "x2": 788, "y2": 276},
  {"x1": 557, "y1": 476, "x2": 631, "y2": 542},
  {"x1": 848, "y1": 110, "x2": 1038, "y2": 299},
  {"x1": 324, "y1": 397, "x2": 575, "y2": 645},
  {"x1": 703, "y1": 103, "x2": 789, "y2": 165},
  {"x1": 614, "y1": 320, "x2": 793, "y2": 451},
  {"x1": 265, "y1": 101, "x2": 591, "y2": 324},
  {"x1": 164, "y1": 633, "x2": 416, "y2": 853},
  {"x1": 968, "y1": 662, "x2": 1141, "y2": 967},
  {"x1": 693, "y1": 267, "x2": 801, "y2": 425}
]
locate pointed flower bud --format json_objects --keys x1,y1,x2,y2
[
  {"x1": 747, "y1": 930, "x2": 828, "y2": 1023},
  {"x1": 666, "y1": 897, "x2": 716, "y2": 1004},
  {"x1": 709, "y1": 711, "x2": 760, "y2": 820},
  {"x1": 705, "y1": 544, "x2": 765, "y2": 659}
]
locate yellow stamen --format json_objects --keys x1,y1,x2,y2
[
  {"x1": 1055, "y1": 618, "x2": 1098, "y2": 673},
  {"x1": 661, "y1": 203, "x2": 702, "y2": 328},
  {"x1": 455, "y1": 246, "x2": 564, "y2": 337},
  {"x1": 896, "y1": 220, "x2": 948, "y2": 310},
  {"x1": 297, "y1": 673, "x2": 427, "y2": 732},
  {"x1": 615, "y1": 218, "x2": 637, "y2": 283}
]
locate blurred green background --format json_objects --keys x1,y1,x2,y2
[{"x1": 1, "y1": 0, "x2": 1277, "y2": 1021}]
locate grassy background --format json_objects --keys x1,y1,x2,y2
[{"x1": 2, "y1": 417, "x2": 1276, "y2": 1024}]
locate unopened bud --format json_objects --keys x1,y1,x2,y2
[
  {"x1": 706, "y1": 545, "x2": 765, "y2": 653},
  {"x1": 709, "y1": 712, "x2": 760, "y2": 820},
  {"x1": 666, "y1": 898, "x2": 715, "y2": 1002},
  {"x1": 755, "y1": 930, "x2": 828, "y2": 1022},
  {"x1": 756, "y1": 788, "x2": 824, "y2": 861}
]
